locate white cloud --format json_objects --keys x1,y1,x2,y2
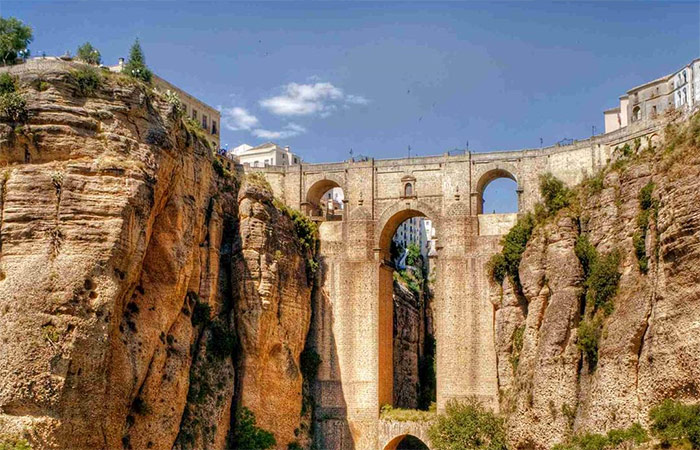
[
  {"x1": 252, "y1": 123, "x2": 307, "y2": 140},
  {"x1": 260, "y1": 82, "x2": 368, "y2": 117},
  {"x1": 222, "y1": 107, "x2": 260, "y2": 131}
]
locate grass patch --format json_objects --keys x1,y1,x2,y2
[
  {"x1": 509, "y1": 325, "x2": 525, "y2": 372},
  {"x1": 381, "y1": 403, "x2": 436, "y2": 422},
  {"x1": 0, "y1": 435, "x2": 31, "y2": 450}
]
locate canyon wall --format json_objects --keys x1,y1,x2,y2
[
  {"x1": 493, "y1": 115, "x2": 700, "y2": 449},
  {"x1": 0, "y1": 61, "x2": 314, "y2": 450}
]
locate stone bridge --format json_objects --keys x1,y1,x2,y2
[{"x1": 249, "y1": 120, "x2": 662, "y2": 450}]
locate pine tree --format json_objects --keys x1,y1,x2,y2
[{"x1": 123, "y1": 38, "x2": 152, "y2": 82}]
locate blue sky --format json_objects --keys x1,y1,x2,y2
[{"x1": 4, "y1": 1, "x2": 699, "y2": 211}]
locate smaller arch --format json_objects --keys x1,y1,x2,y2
[
  {"x1": 404, "y1": 183, "x2": 414, "y2": 197},
  {"x1": 305, "y1": 178, "x2": 345, "y2": 220},
  {"x1": 475, "y1": 168, "x2": 518, "y2": 215},
  {"x1": 632, "y1": 105, "x2": 641, "y2": 121},
  {"x1": 384, "y1": 434, "x2": 430, "y2": 450}
]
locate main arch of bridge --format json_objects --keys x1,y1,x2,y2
[{"x1": 249, "y1": 131, "x2": 656, "y2": 449}]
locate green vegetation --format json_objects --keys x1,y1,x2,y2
[
  {"x1": 287, "y1": 442, "x2": 303, "y2": 450},
  {"x1": 394, "y1": 268, "x2": 422, "y2": 294},
  {"x1": 183, "y1": 116, "x2": 212, "y2": 149},
  {"x1": 0, "y1": 17, "x2": 33, "y2": 66},
  {"x1": 230, "y1": 407, "x2": 276, "y2": 450},
  {"x1": 634, "y1": 182, "x2": 658, "y2": 274},
  {"x1": 405, "y1": 242, "x2": 422, "y2": 266},
  {"x1": 0, "y1": 90, "x2": 27, "y2": 123},
  {"x1": 164, "y1": 89, "x2": 184, "y2": 118},
  {"x1": 0, "y1": 73, "x2": 18, "y2": 95},
  {"x1": 191, "y1": 297, "x2": 212, "y2": 327},
  {"x1": 584, "y1": 250, "x2": 621, "y2": 316},
  {"x1": 576, "y1": 315, "x2": 603, "y2": 369},
  {"x1": 649, "y1": 399, "x2": 700, "y2": 449},
  {"x1": 488, "y1": 213, "x2": 535, "y2": 285},
  {"x1": 75, "y1": 42, "x2": 101, "y2": 65},
  {"x1": 540, "y1": 172, "x2": 573, "y2": 216},
  {"x1": 41, "y1": 324, "x2": 60, "y2": 344},
  {"x1": 428, "y1": 399, "x2": 507, "y2": 450},
  {"x1": 380, "y1": 403, "x2": 436, "y2": 422},
  {"x1": 509, "y1": 325, "x2": 525, "y2": 371},
  {"x1": 123, "y1": 38, "x2": 152, "y2": 83},
  {"x1": 552, "y1": 423, "x2": 648, "y2": 450},
  {"x1": 0, "y1": 435, "x2": 31, "y2": 450},
  {"x1": 69, "y1": 66, "x2": 102, "y2": 96}
]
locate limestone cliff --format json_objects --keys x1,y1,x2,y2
[
  {"x1": 0, "y1": 61, "x2": 314, "y2": 450},
  {"x1": 493, "y1": 114, "x2": 700, "y2": 449}
]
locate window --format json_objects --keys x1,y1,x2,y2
[
  {"x1": 253, "y1": 161, "x2": 259, "y2": 167},
  {"x1": 202, "y1": 115, "x2": 208, "y2": 129},
  {"x1": 212, "y1": 121, "x2": 217, "y2": 135},
  {"x1": 264, "y1": 159, "x2": 269, "y2": 165},
  {"x1": 294, "y1": 157, "x2": 298, "y2": 164},
  {"x1": 652, "y1": 105, "x2": 657, "y2": 117},
  {"x1": 192, "y1": 109, "x2": 198, "y2": 120},
  {"x1": 632, "y1": 106, "x2": 641, "y2": 121},
  {"x1": 404, "y1": 183, "x2": 413, "y2": 197}
]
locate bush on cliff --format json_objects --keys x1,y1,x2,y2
[
  {"x1": 0, "y1": 91, "x2": 27, "y2": 123},
  {"x1": 428, "y1": 399, "x2": 507, "y2": 450},
  {"x1": 0, "y1": 435, "x2": 31, "y2": 450},
  {"x1": 0, "y1": 73, "x2": 18, "y2": 95},
  {"x1": 69, "y1": 66, "x2": 102, "y2": 97},
  {"x1": 489, "y1": 213, "x2": 535, "y2": 286},
  {"x1": 551, "y1": 423, "x2": 648, "y2": 450},
  {"x1": 230, "y1": 407, "x2": 276, "y2": 450},
  {"x1": 649, "y1": 399, "x2": 700, "y2": 449},
  {"x1": 540, "y1": 172, "x2": 573, "y2": 216}
]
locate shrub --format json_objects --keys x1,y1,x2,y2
[
  {"x1": 428, "y1": 399, "x2": 507, "y2": 450},
  {"x1": 634, "y1": 182, "x2": 657, "y2": 274},
  {"x1": 509, "y1": 325, "x2": 525, "y2": 371},
  {"x1": 247, "y1": 172, "x2": 272, "y2": 192},
  {"x1": 576, "y1": 316, "x2": 602, "y2": 370},
  {"x1": 69, "y1": 66, "x2": 102, "y2": 96},
  {"x1": 76, "y1": 42, "x2": 101, "y2": 65},
  {"x1": 551, "y1": 423, "x2": 648, "y2": 450},
  {"x1": 0, "y1": 91, "x2": 27, "y2": 122},
  {"x1": 574, "y1": 234, "x2": 597, "y2": 279},
  {"x1": 287, "y1": 442, "x2": 303, "y2": 450},
  {"x1": 164, "y1": 89, "x2": 184, "y2": 118},
  {"x1": 586, "y1": 171, "x2": 605, "y2": 195},
  {"x1": 123, "y1": 38, "x2": 152, "y2": 83},
  {"x1": 540, "y1": 173, "x2": 572, "y2": 216},
  {"x1": 300, "y1": 347, "x2": 321, "y2": 382},
  {"x1": 489, "y1": 213, "x2": 535, "y2": 286},
  {"x1": 585, "y1": 250, "x2": 621, "y2": 316},
  {"x1": 649, "y1": 399, "x2": 700, "y2": 449},
  {"x1": 230, "y1": 407, "x2": 276, "y2": 450},
  {"x1": 212, "y1": 158, "x2": 226, "y2": 177},
  {"x1": 0, "y1": 73, "x2": 17, "y2": 95},
  {"x1": 0, "y1": 435, "x2": 31, "y2": 450},
  {"x1": 0, "y1": 17, "x2": 33, "y2": 66},
  {"x1": 207, "y1": 318, "x2": 235, "y2": 360}
]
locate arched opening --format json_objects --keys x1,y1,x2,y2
[
  {"x1": 632, "y1": 105, "x2": 641, "y2": 121},
  {"x1": 476, "y1": 169, "x2": 518, "y2": 215},
  {"x1": 378, "y1": 209, "x2": 437, "y2": 412},
  {"x1": 404, "y1": 183, "x2": 413, "y2": 197},
  {"x1": 481, "y1": 178, "x2": 518, "y2": 214},
  {"x1": 384, "y1": 435, "x2": 430, "y2": 450},
  {"x1": 305, "y1": 179, "x2": 345, "y2": 220}
]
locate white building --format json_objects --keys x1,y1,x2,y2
[
  {"x1": 603, "y1": 57, "x2": 700, "y2": 133},
  {"x1": 230, "y1": 142, "x2": 302, "y2": 167}
]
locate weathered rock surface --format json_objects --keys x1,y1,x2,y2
[
  {"x1": 494, "y1": 117, "x2": 700, "y2": 449},
  {"x1": 0, "y1": 60, "x2": 313, "y2": 450}
]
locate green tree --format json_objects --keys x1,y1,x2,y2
[
  {"x1": 649, "y1": 399, "x2": 700, "y2": 449},
  {"x1": 428, "y1": 399, "x2": 508, "y2": 450},
  {"x1": 123, "y1": 38, "x2": 152, "y2": 82},
  {"x1": 76, "y1": 42, "x2": 101, "y2": 65},
  {"x1": 0, "y1": 17, "x2": 33, "y2": 66}
]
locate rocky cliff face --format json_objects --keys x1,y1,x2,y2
[
  {"x1": 493, "y1": 115, "x2": 700, "y2": 449},
  {"x1": 0, "y1": 61, "x2": 313, "y2": 450}
]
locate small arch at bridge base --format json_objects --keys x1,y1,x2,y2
[{"x1": 383, "y1": 434, "x2": 431, "y2": 450}]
